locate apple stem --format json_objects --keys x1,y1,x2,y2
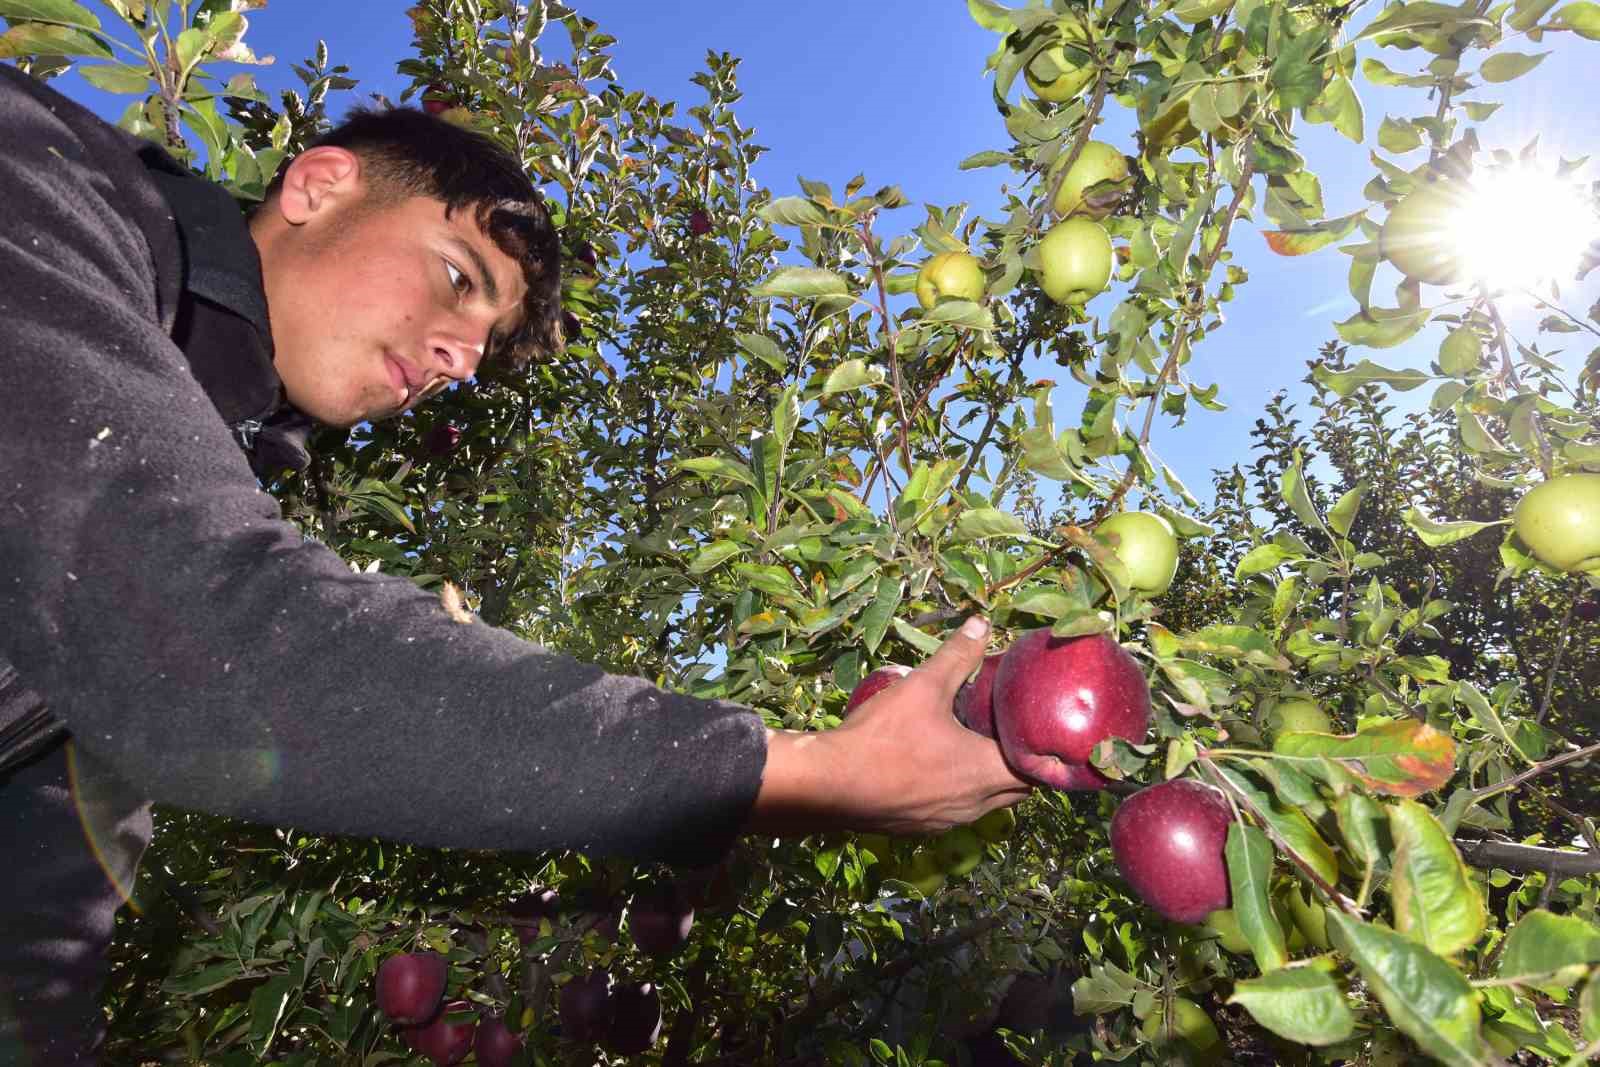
[{"x1": 1535, "y1": 582, "x2": 1582, "y2": 724}]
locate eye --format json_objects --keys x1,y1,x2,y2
[{"x1": 444, "y1": 259, "x2": 472, "y2": 297}]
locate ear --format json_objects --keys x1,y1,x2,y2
[{"x1": 270, "y1": 146, "x2": 363, "y2": 226}]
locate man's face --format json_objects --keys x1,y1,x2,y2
[{"x1": 250, "y1": 149, "x2": 528, "y2": 428}]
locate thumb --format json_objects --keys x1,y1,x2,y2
[{"x1": 914, "y1": 615, "x2": 991, "y2": 701}]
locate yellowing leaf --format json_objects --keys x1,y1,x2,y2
[
  {"x1": 1273, "y1": 720, "x2": 1456, "y2": 796},
  {"x1": 1388, "y1": 799, "x2": 1485, "y2": 956}
]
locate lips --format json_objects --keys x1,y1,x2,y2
[{"x1": 385, "y1": 354, "x2": 415, "y2": 406}]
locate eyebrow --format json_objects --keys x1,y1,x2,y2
[{"x1": 445, "y1": 234, "x2": 503, "y2": 310}]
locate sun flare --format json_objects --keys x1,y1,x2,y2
[{"x1": 1449, "y1": 166, "x2": 1599, "y2": 292}]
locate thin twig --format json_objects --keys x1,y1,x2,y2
[{"x1": 1536, "y1": 582, "x2": 1578, "y2": 724}]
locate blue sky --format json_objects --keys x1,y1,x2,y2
[{"x1": 46, "y1": 1, "x2": 1600, "y2": 508}]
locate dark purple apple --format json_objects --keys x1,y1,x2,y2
[
  {"x1": 603, "y1": 981, "x2": 663, "y2": 1055},
  {"x1": 1577, "y1": 599, "x2": 1600, "y2": 622},
  {"x1": 421, "y1": 86, "x2": 451, "y2": 116},
  {"x1": 507, "y1": 886, "x2": 561, "y2": 947},
  {"x1": 628, "y1": 881, "x2": 694, "y2": 958},
  {"x1": 844, "y1": 664, "x2": 913, "y2": 716},
  {"x1": 955, "y1": 652, "x2": 1005, "y2": 737},
  {"x1": 423, "y1": 422, "x2": 461, "y2": 457},
  {"x1": 559, "y1": 969, "x2": 613, "y2": 1043},
  {"x1": 1110, "y1": 779, "x2": 1231, "y2": 923},
  {"x1": 403, "y1": 1000, "x2": 476, "y2": 1066},
  {"x1": 561, "y1": 310, "x2": 582, "y2": 341},
  {"x1": 473, "y1": 1013, "x2": 525, "y2": 1067},
  {"x1": 574, "y1": 241, "x2": 598, "y2": 270},
  {"x1": 376, "y1": 951, "x2": 447, "y2": 1025},
  {"x1": 992, "y1": 630, "x2": 1152, "y2": 790},
  {"x1": 688, "y1": 209, "x2": 713, "y2": 236},
  {"x1": 996, "y1": 971, "x2": 1054, "y2": 1033}
]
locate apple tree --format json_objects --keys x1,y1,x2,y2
[{"x1": 2, "y1": 0, "x2": 1599, "y2": 1064}]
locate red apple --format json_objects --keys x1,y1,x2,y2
[
  {"x1": 844, "y1": 664, "x2": 913, "y2": 716},
  {"x1": 992, "y1": 630, "x2": 1152, "y2": 789},
  {"x1": 574, "y1": 241, "x2": 598, "y2": 270},
  {"x1": 559, "y1": 969, "x2": 613, "y2": 1043},
  {"x1": 627, "y1": 880, "x2": 694, "y2": 958},
  {"x1": 423, "y1": 422, "x2": 461, "y2": 457},
  {"x1": 473, "y1": 1013, "x2": 525, "y2": 1067},
  {"x1": 561, "y1": 310, "x2": 582, "y2": 342},
  {"x1": 403, "y1": 1000, "x2": 476, "y2": 1066},
  {"x1": 1110, "y1": 779, "x2": 1231, "y2": 923},
  {"x1": 421, "y1": 85, "x2": 451, "y2": 116},
  {"x1": 688, "y1": 209, "x2": 713, "y2": 236},
  {"x1": 997, "y1": 971, "x2": 1054, "y2": 1033},
  {"x1": 506, "y1": 886, "x2": 560, "y2": 947},
  {"x1": 954, "y1": 653, "x2": 1005, "y2": 737},
  {"x1": 376, "y1": 951, "x2": 447, "y2": 1025},
  {"x1": 1577, "y1": 599, "x2": 1599, "y2": 622},
  {"x1": 603, "y1": 981, "x2": 663, "y2": 1055}
]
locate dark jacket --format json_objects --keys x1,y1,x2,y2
[{"x1": 0, "y1": 64, "x2": 766, "y2": 866}]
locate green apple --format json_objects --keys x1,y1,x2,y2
[
  {"x1": 1024, "y1": 23, "x2": 1094, "y2": 103},
  {"x1": 915, "y1": 251, "x2": 986, "y2": 310},
  {"x1": 1201, "y1": 909, "x2": 1251, "y2": 954},
  {"x1": 1380, "y1": 182, "x2": 1468, "y2": 285},
  {"x1": 897, "y1": 849, "x2": 948, "y2": 897},
  {"x1": 1050, "y1": 141, "x2": 1131, "y2": 219},
  {"x1": 972, "y1": 806, "x2": 1017, "y2": 844},
  {"x1": 1278, "y1": 882, "x2": 1330, "y2": 950},
  {"x1": 1094, "y1": 511, "x2": 1179, "y2": 594},
  {"x1": 1512, "y1": 473, "x2": 1600, "y2": 572},
  {"x1": 1172, "y1": 0, "x2": 1233, "y2": 20},
  {"x1": 1370, "y1": 1029, "x2": 1409, "y2": 1066},
  {"x1": 933, "y1": 827, "x2": 985, "y2": 877},
  {"x1": 1037, "y1": 218, "x2": 1113, "y2": 305},
  {"x1": 1139, "y1": 997, "x2": 1223, "y2": 1058},
  {"x1": 1438, "y1": 326, "x2": 1483, "y2": 376},
  {"x1": 1265, "y1": 698, "x2": 1334, "y2": 738}
]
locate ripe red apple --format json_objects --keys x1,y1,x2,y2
[
  {"x1": 376, "y1": 951, "x2": 448, "y2": 1024},
  {"x1": 559, "y1": 969, "x2": 613, "y2": 1043},
  {"x1": 955, "y1": 653, "x2": 1005, "y2": 737},
  {"x1": 403, "y1": 1000, "x2": 476, "y2": 1066},
  {"x1": 1110, "y1": 779, "x2": 1231, "y2": 923},
  {"x1": 421, "y1": 85, "x2": 451, "y2": 116},
  {"x1": 1578, "y1": 599, "x2": 1600, "y2": 622},
  {"x1": 844, "y1": 664, "x2": 912, "y2": 716},
  {"x1": 506, "y1": 886, "x2": 560, "y2": 946},
  {"x1": 574, "y1": 241, "x2": 598, "y2": 270},
  {"x1": 561, "y1": 310, "x2": 582, "y2": 341},
  {"x1": 423, "y1": 422, "x2": 461, "y2": 457},
  {"x1": 992, "y1": 630, "x2": 1152, "y2": 790},
  {"x1": 473, "y1": 1014, "x2": 524, "y2": 1067},
  {"x1": 627, "y1": 881, "x2": 694, "y2": 958},
  {"x1": 688, "y1": 209, "x2": 713, "y2": 236},
  {"x1": 603, "y1": 981, "x2": 664, "y2": 1055}
]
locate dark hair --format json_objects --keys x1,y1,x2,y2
[{"x1": 262, "y1": 106, "x2": 562, "y2": 369}]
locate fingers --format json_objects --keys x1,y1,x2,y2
[{"x1": 911, "y1": 615, "x2": 991, "y2": 702}]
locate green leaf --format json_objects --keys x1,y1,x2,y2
[
  {"x1": 1498, "y1": 910, "x2": 1600, "y2": 988},
  {"x1": 1388, "y1": 799, "x2": 1485, "y2": 956},
  {"x1": 737, "y1": 331, "x2": 788, "y2": 372},
  {"x1": 1333, "y1": 307, "x2": 1432, "y2": 349},
  {"x1": 0, "y1": 0, "x2": 101, "y2": 30},
  {"x1": 755, "y1": 266, "x2": 850, "y2": 298},
  {"x1": 1306, "y1": 74, "x2": 1365, "y2": 142},
  {"x1": 772, "y1": 385, "x2": 800, "y2": 453},
  {"x1": 162, "y1": 960, "x2": 247, "y2": 996},
  {"x1": 245, "y1": 973, "x2": 297, "y2": 1055},
  {"x1": 0, "y1": 20, "x2": 110, "y2": 57},
  {"x1": 1379, "y1": 116, "x2": 1424, "y2": 153},
  {"x1": 1227, "y1": 822, "x2": 1289, "y2": 971},
  {"x1": 1556, "y1": 1, "x2": 1600, "y2": 37},
  {"x1": 687, "y1": 540, "x2": 744, "y2": 575},
  {"x1": 967, "y1": 0, "x2": 1013, "y2": 32},
  {"x1": 958, "y1": 149, "x2": 1013, "y2": 169},
  {"x1": 1581, "y1": 974, "x2": 1600, "y2": 1043},
  {"x1": 1216, "y1": 764, "x2": 1341, "y2": 885},
  {"x1": 1327, "y1": 913, "x2": 1493, "y2": 1067},
  {"x1": 891, "y1": 617, "x2": 943, "y2": 655},
  {"x1": 1008, "y1": 591, "x2": 1081, "y2": 619},
  {"x1": 821, "y1": 359, "x2": 884, "y2": 395},
  {"x1": 1174, "y1": 624, "x2": 1291, "y2": 669},
  {"x1": 1356, "y1": 1, "x2": 1471, "y2": 39},
  {"x1": 1510, "y1": 0, "x2": 1563, "y2": 28},
  {"x1": 77, "y1": 61, "x2": 149, "y2": 93},
  {"x1": 1328, "y1": 483, "x2": 1367, "y2": 538},
  {"x1": 1279, "y1": 452, "x2": 1324, "y2": 530},
  {"x1": 677, "y1": 456, "x2": 758, "y2": 489},
  {"x1": 1262, "y1": 211, "x2": 1363, "y2": 256},
  {"x1": 1229, "y1": 967, "x2": 1355, "y2": 1046},
  {"x1": 1335, "y1": 791, "x2": 1390, "y2": 893},
  {"x1": 1480, "y1": 51, "x2": 1549, "y2": 82},
  {"x1": 1236, "y1": 543, "x2": 1302, "y2": 579},
  {"x1": 860, "y1": 575, "x2": 902, "y2": 654},
  {"x1": 1402, "y1": 506, "x2": 1504, "y2": 547},
  {"x1": 953, "y1": 508, "x2": 1027, "y2": 541},
  {"x1": 759, "y1": 196, "x2": 829, "y2": 227},
  {"x1": 1273, "y1": 720, "x2": 1457, "y2": 797}
]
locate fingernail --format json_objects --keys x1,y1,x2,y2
[{"x1": 960, "y1": 615, "x2": 990, "y2": 639}]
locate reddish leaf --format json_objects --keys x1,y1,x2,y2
[{"x1": 1272, "y1": 720, "x2": 1456, "y2": 797}]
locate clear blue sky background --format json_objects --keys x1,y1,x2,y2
[{"x1": 47, "y1": 1, "x2": 1600, "y2": 507}]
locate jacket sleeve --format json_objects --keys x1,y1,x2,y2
[{"x1": 0, "y1": 71, "x2": 767, "y2": 867}]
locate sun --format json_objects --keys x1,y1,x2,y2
[{"x1": 1448, "y1": 165, "x2": 1600, "y2": 292}]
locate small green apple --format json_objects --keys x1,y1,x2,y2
[
  {"x1": 1265, "y1": 698, "x2": 1334, "y2": 738},
  {"x1": 916, "y1": 251, "x2": 986, "y2": 310},
  {"x1": 1050, "y1": 141, "x2": 1131, "y2": 219},
  {"x1": 1139, "y1": 997, "x2": 1223, "y2": 1058},
  {"x1": 1094, "y1": 511, "x2": 1179, "y2": 594},
  {"x1": 933, "y1": 827, "x2": 985, "y2": 877},
  {"x1": 897, "y1": 849, "x2": 948, "y2": 897},
  {"x1": 1512, "y1": 473, "x2": 1600, "y2": 572},
  {"x1": 972, "y1": 806, "x2": 1017, "y2": 844},
  {"x1": 1024, "y1": 25, "x2": 1094, "y2": 103},
  {"x1": 1380, "y1": 182, "x2": 1468, "y2": 286},
  {"x1": 1201, "y1": 909, "x2": 1251, "y2": 954},
  {"x1": 1171, "y1": 0, "x2": 1233, "y2": 21},
  {"x1": 1037, "y1": 218, "x2": 1112, "y2": 305},
  {"x1": 1279, "y1": 882, "x2": 1330, "y2": 950}
]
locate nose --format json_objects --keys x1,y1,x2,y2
[{"x1": 420, "y1": 326, "x2": 487, "y2": 395}]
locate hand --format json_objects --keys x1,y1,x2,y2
[{"x1": 745, "y1": 616, "x2": 1032, "y2": 837}]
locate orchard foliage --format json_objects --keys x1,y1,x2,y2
[{"x1": 3, "y1": 0, "x2": 1599, "y2": 1063}]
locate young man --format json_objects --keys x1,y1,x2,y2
[{"x1": 0, "y1": 64, "x2": 1029, "y2": 1064}]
